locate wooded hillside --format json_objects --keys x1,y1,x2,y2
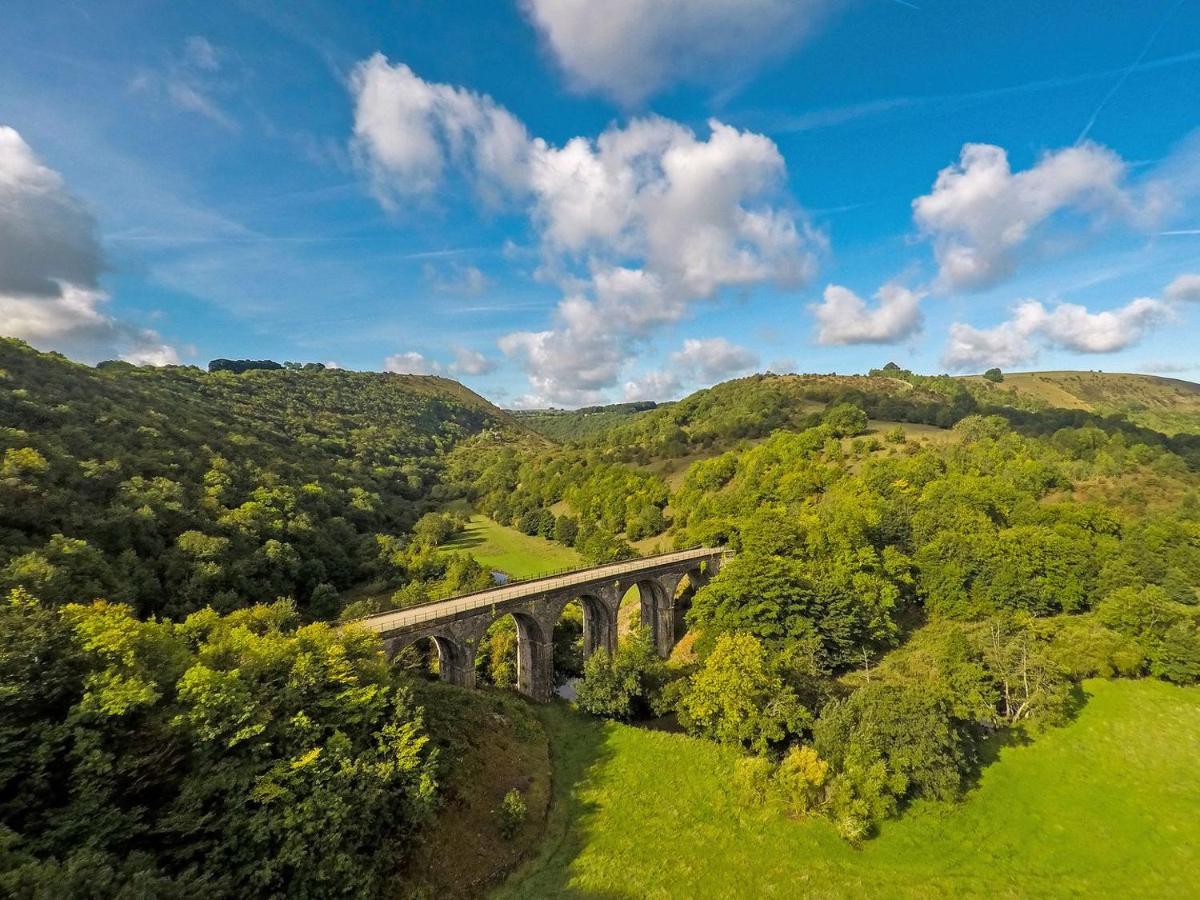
[{"x1": 0, "y1": 339, "x2": 517, "y2": 619}]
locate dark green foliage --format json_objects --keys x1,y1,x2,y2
[
  {"x1": 207, "y1": 359, "x2": 283, "y2": 374},
  {"x1": 553, "y1": 514, "x2": 579, "y2": 546},
  {"x1": 575, "y1": 629, "x2": 662, "y2": 721},
  {"x1": 983, "y1": 368, "x2": 1004, "y2": 383},
  {"x1": 0, "y1": 592, "x2": 436, "y2": 898},
  {"x1": 687, "y1": 551, "x2": 903, "y2": 670},
  {"x1": 815, "y1": 682, "x2": 977, "y2": 839},
  {"x1": 552, "y1": 602, "x2": 585, "y2": 685}
]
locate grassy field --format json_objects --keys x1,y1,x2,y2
[
  {"x1": 440, "y1": 513, "x2": 583, "y2": 580},
  {"x1": 497, "y1": 678, "x2": 1200, "y2": 898}
]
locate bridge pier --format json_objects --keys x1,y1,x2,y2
[
  {"x1": 513, "y1": 612, "x2": 554, "y2": 702},
  {"x1": 365, "y1": 548, "x2": 728, "y2": 702}
]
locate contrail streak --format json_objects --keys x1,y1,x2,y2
[{"x1": 1076, "y1": 0, "x2": 1186, "y2": 143}]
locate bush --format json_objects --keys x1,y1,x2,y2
[
  {"x1": 732, "y1": 755, "x2": 776, "y2": 809},
  {"x1": 575, "y1": 628, "x2": 661, "y2": 720},
  {"x1": 823, "y1": 403, "x2": 869, "y2": 438},
  {"x1": 498, "y1": 789, "x2": 527, "y2": 840},
  {"x1": 774, "y1": 745, "x2": 829, "y2": 817}
]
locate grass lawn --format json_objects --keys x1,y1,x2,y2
[
  {"x1": 439, "y1": 514, "x2": 583, "y2": 580},
  {"x1": 497, "y1": 678, "x2": 1200, "y2": 898}
]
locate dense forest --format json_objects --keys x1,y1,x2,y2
[
  {"x1": 0, "y1": 338, "x2": 519, "y2": 620},
  {"x1": 3, "y1": 341, "x2": 1200, "y2": 894}
]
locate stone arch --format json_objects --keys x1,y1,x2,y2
[
  {"x1": 624, "y1": 577, "x2": 676, "y2": 658},
  {"x1": 573, "y1": 592, "x2": 617, "y2": 658},
  {"x1": 390, "y1": 631, "x2": 475, "y2": 689}
]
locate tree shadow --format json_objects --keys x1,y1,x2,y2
[
  {"x1": 495, "y1": 700, "x2": 633, "y2": 899},
  {"x1": 965, "y1": 680, "x2": 1091, "y2": 792},
  {"x1": 442, "y1": 530, "x2": 485, "y2": 550}
]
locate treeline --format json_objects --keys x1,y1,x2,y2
[
  {"x1": 533, "y1": 369, "x2": 1200, "y2": 471},
  {"x1": 0, "y1": 339, "x2": 510, "y2": 620},
  {"x1": 511, "y1": 401, "x2": 660, "y2": 443},
  {"x1": 561, "y1": 372, "x2": 977, "y2": 462},
  {"x1": 573, "y1": 409, "x2": 1200, "y2": 839}
]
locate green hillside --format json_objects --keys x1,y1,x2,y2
[
  {"x1": 0, "y1": 338, "x2": 517, "y2": 619},
  {"x1": 966, "y1": 370, "x2": 1200, "y2": 435},
  {"x1": 510, "y1": 401, "x2": 662, "y2": 443}
]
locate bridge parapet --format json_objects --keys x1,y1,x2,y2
[{"x1": 357, "y1": 546, "x2": 728, "y2": 700}]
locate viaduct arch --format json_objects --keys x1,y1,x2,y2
[{"x1": 356, "y1": 547, "x2": 727, "y2": 701}]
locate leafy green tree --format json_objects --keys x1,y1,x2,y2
[
  {"x1": 553, "y1": 514, "x2": 579, "y2": 546},
  {"x1": 0, "y1": 592, "x2": 437, "y2": 898},
  {"x1": 575, "y1": 628, "x2": 661, "y2": 721},
  {"x1": 823, "y1": 403, "x2": 869, "y2": 438},
  {"x1": 678, "y1": 632, "x2": 812, "y2": 754},
  {"x1": 815, "y1": 682, "x2": 976, "y2": 838},
  {"x1": 688, "y1": 552, "x2": 902, "y2": 669}
]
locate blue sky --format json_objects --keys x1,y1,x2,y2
[{"x1": 2, "y1": 0, "x2": 1199, "y2": 406}]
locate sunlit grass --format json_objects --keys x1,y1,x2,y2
[
  {"x1": 499, "y1": 679, "x2": 1200, "y2": 898},
  {"x1": 440, "y1": 514, "x2": 583, "y2": 580}
]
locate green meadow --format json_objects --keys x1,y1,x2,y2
[
  {"x1": 499, "y1": 678, "x2": 1200, "y2": 899},
  {"x1": 440, "y1": 514, "x2": 583, "y2": 580}
]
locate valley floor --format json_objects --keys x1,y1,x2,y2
[
  {"x1": 440, "y1": 511, "x2": 583, "y2": 580},
  {"x1": 496, "y1": 678, "x2": 1200, "y2": 899}
]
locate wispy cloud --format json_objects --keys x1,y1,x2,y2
[{"x1": 740, "y1": 48, "x2": 1200, "y2": 136}]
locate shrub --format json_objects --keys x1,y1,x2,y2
[
  {"x1": 814, "y1": 682, "x2": 976, "y2": 837},
  {"x1": 774, "y1": 745, "x2": 829, "y2": 817},
  {"x1": 575, "y1": 628, "x2": 661, "y2": 720},
  {"x1": 498, "y1": 789, "x2": 527, "y2": 840},
  {"x1": 731, "y1": 755, "x2": 776, "y2": 809},
  {"x1": 823, "y1": 403, "x2": 869, "y2": 438}
]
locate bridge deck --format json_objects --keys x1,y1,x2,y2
[{"x1": 354, "y1": 546, "x2": 723, "y2": 636}]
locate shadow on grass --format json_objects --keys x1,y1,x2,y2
[
  {"x1": 494, "y1": 700, "x2": 632, "y2": 899},
  {"x1": 967, "y1": 680, "x2": 1091, "y2": 790},
  {"x1": 442, "y1": 530, "x2": 486, "y2": 550}
]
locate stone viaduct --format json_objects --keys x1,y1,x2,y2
[{"x1": 355, "y1": 547, "x2": 728, "y2": 701}]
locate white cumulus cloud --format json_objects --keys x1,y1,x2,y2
[
  {"x1": 1164, "y1": 273, "x2": 1200, "y2": 303},
  {"x1": 383, "y1": 351, "x2": 441, "y2": 375},
  {"x1": 0, "y1": 126, "x2": 179, "y2": 365},
  {"x1": 623, "y1": 336, "x2": 757, "y2": 402},
  {"x1": 450, "y1": 346, "x2": 497, "y2": 376},
  {"x1": 349, "y1": 57, "x2": 821, "y2": 406},
  {"x1": 942, "y1": 296, "x2": 1171, "y2": 371},
  {"x1": 519, "y1": 0, "x2": 842, "y2": 105},
  {"x1": 913, "y1": 142, "x2": 1133, "y2": 292},
  {"x1": 350, "y1": 55, "x2": 530, "y2": 205},
  {"x1": 811, "y1": 282, "x2": 923, "y2": 344},
  {"x1": 671, "y1": 337, "x2": 759, "y2": 382}
]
